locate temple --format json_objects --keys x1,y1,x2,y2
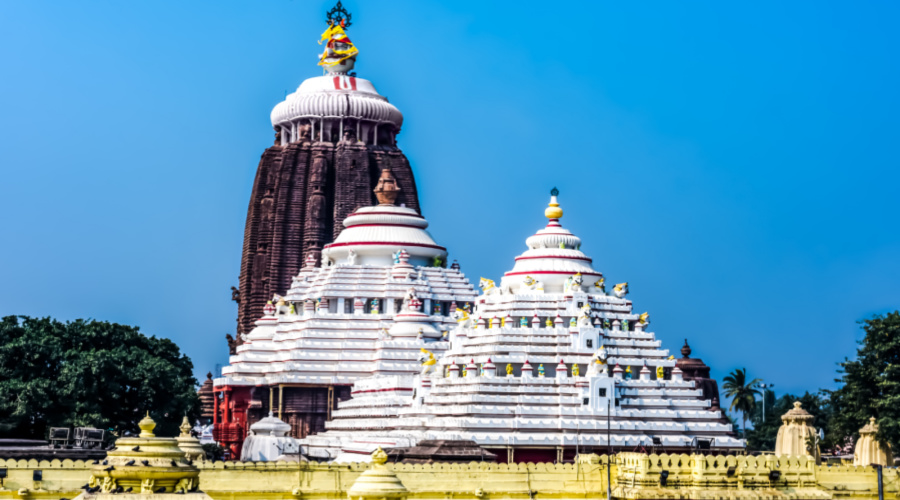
[
  {"x1": 234, "y1": 3, "x2": 421, "y2": 342},
  {"x1": 300, "y1": 192, "x2": 742, "y2": 462},
  {"x1": 214, "y1": 170, "x2": 477, "y2": 456}
]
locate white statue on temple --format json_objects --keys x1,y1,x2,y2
[
  {"x1": 419, "y1": 348, "x2": 437, "y2": 377},
  {"x1": 593, "y1": 277, "x2": 606, "y2": 294},
  {"x1": 452, "y1": 308, "x2": 474, "y2": 328},
  {"x1": 577, "y1": 303, "x2": 592, "y2": 326},
  {"x1": 586, "y1": 346, "x2": 608, "y2": 377},
  {"x1": 518, "y1": 275, "x2": 544, "y2": 294},
  {"x1": 565, "y1": 273, "x2": 584, "y2": 293},
  {"x1": 613, "y1": 282, "x2": 629, "y2": 298},
  {"x1": 346, "y1": 250, "x2": 358, "y2": 265},
  {"x1": 403, "y1": 287, "x2": 423, "y2": 312},
  {"x1": 321, "y1": 254, "x2": 333, "y2": 267}
]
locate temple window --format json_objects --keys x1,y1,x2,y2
[
  {"x1": 598, "y1": 388, "x2": 607, "y2": 397},
  {"x1": 344, "y1": 299, "x2": 353, "y2": 314},
  {"x1": 586, "y1": 339, "x2": 593, "y2": 348}
]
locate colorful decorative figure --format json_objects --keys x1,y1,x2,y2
[
  {"x1": 370, "y1": 298, "x2": 379, "y2": 314},
  {"x1": 506, "y1": 363, "x2": 513, "y2": 376},
  {"x1": 461, "y1": 366, "x2": 467, "y2": 377},
  {"x1": 656, "y1": 365, "x2": 665, "y2": 380},
  {"x1": 403, "y1": 288, "x2": 422, "y2": 312},
  {"x1": 594, "y1": 277, "x2": 606, "y2": 294},
  {"x1": 434, "y1": 303, "x2": 442, "y2": 315},
  {"x1": 545, "y1": 318, "x2": 553, "y2": 328},
  {"x1": 419, "y1": 348, "x2": 437, "y2": 376},
  {"x1": 572, "y1": 363, "x2": 580, "y2": 377},
  {"x1": 639, "y1": 312, "x2": 650, "y2": 325},
  {"x1": 569, "y1": 317, "x2": 577, "y2": 327},
  {"x1": 479, "y1": 277, "x2": 502, "y2": 296},
  {"x1": 603, "y1": 318, "x2": 611, "y2": 329},
  {"x1": 538, "y1": 364, "x2": 545, "y2": 377},
  {"x1": 559, "y1": 241, "x2": 566, "y2": 249},
  {"x1": 288, "y1": 303, "x2": 296, "y2": 315},
  {"x1": 392, "y1": 250, "x2": 402, "y2": 264},
  {"x1": 452, "y1": 308, "x2": 474, "y2": 328},
  {"x1": 519, "y1": 317, "x2": 528, "y2": 327},
  {"x1": 519, "y1": 275, "x2": 545, "y2": 293},
  {"x1": 433, "y1": 256, "x2": 444, "y2": 268},
  {"x1": 613, "y1": 282, "x2": 629, "y2": 298},
  {"x1": 577, "y1": 303, "x2": 592, "y2": 326},
  {"x1": 625, "y1": 366, "x2": 633, "y2": 379},
  {"x1": 622, "y1": 319, "x2": 629, "y2": 331},
  {"x1": 464, "y1": 302, "x2": 472, "y2": 313},
  {"x1": 586, "y1": 346, "x2": 607, "y2": 376},
  {"x1": 564, "y1": 273, "x2": 584, "y2": 293}
]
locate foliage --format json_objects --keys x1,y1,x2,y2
[
  {"x1": 826, "y1": 311, "x2": 900, "y2": 452},
  {"x1": 202, "y1": 442, "x2": 226, "y2": 461},
  {"x1": 722, "y1": 368, "x2": 761, "y2": 435},
  {"x1": 0, "y1": 316, "x2": 199, "y2": 439},
  {"x1": 745, "y1": 391, "x2": 831, "y2": 452}
]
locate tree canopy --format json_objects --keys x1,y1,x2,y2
[
  {"x1": 0, "y1": 316, "x2": 199, "y2": 439},
  {"x1": 826, "y1": 311, "x2": 900, "y2": 452}
]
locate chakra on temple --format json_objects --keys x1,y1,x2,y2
[{"x1": 302, "y1": 190, "x2": 741, "y2": 462}]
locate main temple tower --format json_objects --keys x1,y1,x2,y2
[{"x1": 234, "y1": 4, "x2": 420, "y2": 344}]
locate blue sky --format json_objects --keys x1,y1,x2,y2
[{"x1": 1, "y1": 1, "x2": 898, "y2": 406}]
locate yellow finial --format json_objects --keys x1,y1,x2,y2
[
  {"x1": 138, "y1": 411, "x2": 156, "y2": 438},
  {"x1": 544, "y1": 187, "x2": 563, "y2": 220},
  {"x1": 371, "y1": 446, "x2": 389, "y2": 466}
]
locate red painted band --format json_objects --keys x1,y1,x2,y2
[{"x1": 324, "y1": 241, "x2": 446, "y2": 251}]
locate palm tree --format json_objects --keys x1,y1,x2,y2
[{"x1": 722, "y1": 368, "x2": 761, "y2": 435}]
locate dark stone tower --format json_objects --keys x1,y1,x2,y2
[{"x1": 232, "y1": 16, "x2": 420, "y2": 348}]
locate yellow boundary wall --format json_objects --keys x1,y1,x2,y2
[{"x1": 0, "y1": 454, "x2": 893, "y2": 500}]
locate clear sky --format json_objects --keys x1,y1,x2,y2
[{"x1": 1, "y1": 1, "x2": 898, "y2": 405}]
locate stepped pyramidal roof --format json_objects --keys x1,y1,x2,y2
[{"x1": 302, "y1": 191, "x2": 743, "y2": 461}]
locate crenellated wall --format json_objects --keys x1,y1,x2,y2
[{"x1": 0, "y1": 454, "x2": 894, "y2": 500}]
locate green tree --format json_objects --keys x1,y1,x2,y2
[
  {"x1": 826, "y1": 311, "x2": 900, "y2": 452},
  {"x1": 0, "y1": 316, "x2": 199, "y2": 439},
  {"x1": 722, "y1": 368, "x2": 761, "y2": 435}
]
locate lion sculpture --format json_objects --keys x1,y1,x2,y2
[
  {"x1": 518, "y1": 275, "x2": 544, "y2": 294},
  {"x1": 613, "y1": 282, "x2": 629, "y2": 298},
  {"x1": 418, "y1": 348, "x2": 437, "y2": 377},
  {"x1": 564, "y1": 273, "x2": 584, "y2": 293},
  {"x1": 479, "y1": 277, "x2": 503, "y2": 296},
  {"x1": 593, "y1": 277, "x2": 606, "y2": 294},
  {"x1": 577, "y1": 303, "x2": 593, "y2": 326},
  {"x1": 452, "y1": 308, "x2": 475, "y2": 328},
  {"x1": 586, "y1": 346, "x2": 608, "y2": 377}
]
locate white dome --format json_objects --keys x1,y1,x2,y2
[
  {"x1": 500, "y1": 194, "x2": 602, "y2": 293},
  {"x1": 323, "y1": 205, "x2": 447, "y2": 267},
  {"x1": 270, "y1": 75, "x2": 403, "y2": 130}
]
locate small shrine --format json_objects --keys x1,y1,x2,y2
[
  {"x1": 853, "y1": 417, "x2": 893, "y2": 466},
  {"x1": 775, "y1": 401, "x2": 819, "y2": 462}
]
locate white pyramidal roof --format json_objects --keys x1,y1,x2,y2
[
  {"x1": 302, "y1": 191, "x2": 743, "y2": 461},
  {"x1": 217, "y1": 200, "x2": 476, "y2": 388}
]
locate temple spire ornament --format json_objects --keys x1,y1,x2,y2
[
  {"x1": 374, "y1": 169, "x2": 401, "y2": 205},
  {"x1": 319, "y1": 2, "x2": 358, "y2": 72}
]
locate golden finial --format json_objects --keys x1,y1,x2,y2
[
  {"x1": 138, "y1": 411, "x2": 156, "y2": 438},
  {"x1": 371, "y1": 446, "x2": 388, "y2": 466},
  {"x1": 544, "y1": 187, "x2": 563, "y2": 220},
  {"x1": 179, "y1": 416, "x2": 192, "y2": 437}
]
